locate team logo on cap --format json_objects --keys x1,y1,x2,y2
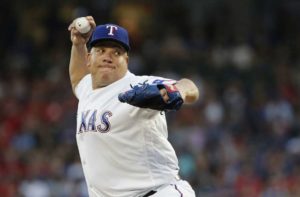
[{"x1": 106, "y1": 25, "x2": 118, "y2": 36}]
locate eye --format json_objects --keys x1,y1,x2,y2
[
  {"x1": 94, "y1": 48, "x2": 104, "y2": 54},
  {"x1": 114, "y1": 49, "x2": 122, "y2": 56}
]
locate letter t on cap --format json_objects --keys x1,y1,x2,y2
[{"x1": 106, "y1": 25, "x2": 118, "y2": 36}]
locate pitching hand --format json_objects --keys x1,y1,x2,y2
[{"x1": 68, "y1": 16, "x2": 96, "y2": 46}]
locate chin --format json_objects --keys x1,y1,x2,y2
[{"x1": 99, "y1": 73, "x2": 115, "y2": 84}]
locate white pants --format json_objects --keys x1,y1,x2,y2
[{"x1": 151, "y1": 180, "x2": 196, "y2": 197}]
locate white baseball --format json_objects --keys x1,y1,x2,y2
[{"x1": 75, "y1": 17, "x2": 91, "y2": 34}]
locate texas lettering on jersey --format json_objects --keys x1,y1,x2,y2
[{"x1": 78, "y1": 110, "x2": 112, "y2": 134}]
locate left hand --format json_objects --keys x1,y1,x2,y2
[
  {"x1": 160, "y1": 88, "x2": 169, "y2": 103},
  {"x1": 118, "y1": 83, "x2": 183, "y2": 111}
]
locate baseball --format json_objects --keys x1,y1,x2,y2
[{"x1": 75, "y1": 17, "x2": 91, "y2": 34}]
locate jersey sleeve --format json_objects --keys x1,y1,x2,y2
[
  {"x1": 144, "y1": 75, "x2": 177, "y2": 86},
  {"x1": 74, "y1": 74, "x2": 92, "y2": 100},
  {"x1": 126, "y1": 75, "x2": 178, "y2": 91}
]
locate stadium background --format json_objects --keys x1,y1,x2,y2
[{"x1": 0, "y1": 0, "x2": 300, "y2": 196}]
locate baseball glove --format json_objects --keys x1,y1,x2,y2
[{"x1": 118, "y1": 82, "x2": 183, "y2": 111}]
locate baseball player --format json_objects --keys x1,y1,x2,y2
[{"x1": 68, "y1": 16, "x2": 199, "y2": 197}]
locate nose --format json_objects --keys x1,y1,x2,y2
[{"x1": 102, "y1": 52, "x2": 113, "y2": 63}]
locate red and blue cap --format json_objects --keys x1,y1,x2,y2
[{"x1": 89, "y1": 24, "x2": 130, "y2": 51}]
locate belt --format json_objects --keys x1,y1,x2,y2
[{"x1": 142, "y1": 190, "x2": 156, "y2": 197}]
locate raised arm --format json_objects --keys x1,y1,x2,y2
[
  {"x1": 174, "y1": 78, "x2": 199, "y2": 104},
  {"x1": 68, "y1": 16, "x2": 96, "y2": 94}
]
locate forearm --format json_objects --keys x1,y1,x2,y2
[
  {"x1": 68, "y1": 16, "x2": 96, "y2": 93},
  {"x1": 175, "y1": 78, "x2": 199, "y2": 104},
  {"x1": 69, "y1": 44, "x2": 89, "y2": 92}
]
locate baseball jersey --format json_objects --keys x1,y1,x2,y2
[{"x1": 75, "y1": 71, "x2": 180, "y2": 197}]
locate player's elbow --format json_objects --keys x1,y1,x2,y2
[
  {"x1": 176, "y1": 78, "x2": 200, "y2": 104},
  {"x1": 184, "y1": 85, "x2": 199, "y2": 104},
  {"x1": 184, "y1": 91, "x2": 199, "y2": 104}
]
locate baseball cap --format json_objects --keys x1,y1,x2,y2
[{"x1": 89, "y1": 24, "x2": 130, "y2": 51}]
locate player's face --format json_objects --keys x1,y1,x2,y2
[{"x1": 87, "y1": 41, "x2": 129, "y2": 88}]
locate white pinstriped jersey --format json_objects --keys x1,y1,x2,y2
[{"x1": 75, "y1": 71, "x2": 179, "y2": 197}]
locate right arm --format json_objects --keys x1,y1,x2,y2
[{"x1": 68, "y1": 16, "x2": 96, "y2": 94}]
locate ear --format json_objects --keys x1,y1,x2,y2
[
  {"x1": 86, "y1": 52, "x2": 91, "y2": 69},
  {"x1": 125, "y1": 53, "x2": 129, "y2": 64}
]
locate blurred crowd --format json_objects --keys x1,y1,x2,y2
[{"x1": 0, "y1": 0, "x2": 300, "y2": 196}]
